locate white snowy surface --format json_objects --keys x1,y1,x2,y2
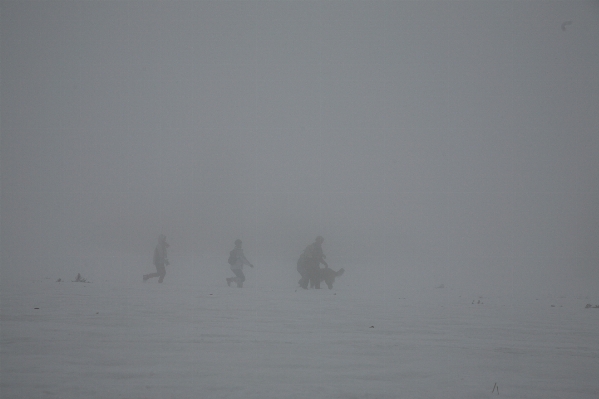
[{"x1": 1, "y1": 266, "x2": 598, "y2": 399}]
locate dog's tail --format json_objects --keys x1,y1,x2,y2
[{"x1": 336, "y1": 268, "x2": 344, "y2": 277}]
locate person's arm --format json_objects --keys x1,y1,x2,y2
[
  {"x1": 241, "y1": 253, "x2": 253, "y2": 268},
  {"x1": 319, "y1": 249, "x2": 328, "y2": 267}
]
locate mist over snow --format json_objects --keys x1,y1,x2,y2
[
  {"x1": 1, "y1": 1, "x2": 599, "y2": 397},
  {"x1": 2, "y1": 0, "x2": 598, "y2": 297}
]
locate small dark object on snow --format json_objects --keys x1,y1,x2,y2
[
  {"x1": 370, "y1": 326, "x2": 374, "y2": 328},
  {"x1": 72, "y1": 273, "x2": 87, "y2": 283},
  {"x1": 585, "y1": 304, "x2": 599, "y2": 308},
  {"x1": 492, "y1": 382, "x2": 499, "y2": 394},
  {"x1": 56, "y1": 278, "x2": 62, "y2": 282}
]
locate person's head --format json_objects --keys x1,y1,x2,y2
[
  {"x1": 235, "y1": 239, "x2": 242, "y2": 248},
  {"x1": 315, "y1": 236, "x2": 324, "y2": 245}
]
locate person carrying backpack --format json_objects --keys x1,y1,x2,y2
[{"x1": 226, "y1": 239, "x2": 254, "y2": 288}]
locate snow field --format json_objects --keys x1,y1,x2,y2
[{"x1": 1, "y1": 270, "x2": 598, "y2": 399}]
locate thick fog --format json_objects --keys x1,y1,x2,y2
[{"x1": 1, "y1": 1, "x2": 598, "y2": 296}]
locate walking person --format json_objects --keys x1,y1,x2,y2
[
  {"x1": 226, "y1": 239, "x2": 254, "y2": 288},
  {"x1": 143, "y1": 234, "x2": 170, "y2": 283}
]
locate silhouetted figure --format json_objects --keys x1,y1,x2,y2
[
  {"x1": 315, "y1": 267, "x2": 344, "y2": 289},
  {"x1": 143, "y1": 234, "x2": 169, "y2": 283},
  {"x1": 226, "y1": 239, "x2": 253, "y2": 288},
  {"x1": 72, "y1": 273, "x2": 87, "y2": 283},
  {"x1": 297, "y1": 236, "x2": 328, "y2": 289}
]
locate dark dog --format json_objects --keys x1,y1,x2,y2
[{"x1": 311, "y1": 267, "x2": 344, "y2": 289}]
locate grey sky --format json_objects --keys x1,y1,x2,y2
[{"x1": 1, "y1": 1, "x2": 598, "y2": 293}]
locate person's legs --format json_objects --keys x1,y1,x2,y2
[
  {"x1": 297, "y1": 259, "x2": 310, "y2": 289},
  {"x1": 157, "y1": 264, "x2": 166, "y2": 283},
  {"x1": 308, "y1": 263, "x2": 321, "y2": 289},
  {"x1": 232, "y1": 269, "x2": 245, "y2": 288},
  {"x1": 298, "y1": 272, "x2": 309, "y2": 289},
  {"x1": 144, "y1": 264, "x2": 164, "y2": 282}
]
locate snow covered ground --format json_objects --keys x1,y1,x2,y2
[{"x1": 1, "y1": 264, "x2": 598, "y2": 399}]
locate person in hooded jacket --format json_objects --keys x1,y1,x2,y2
[
  {"x1": 143, "y1": 234, "x2": 170, "y2": 283},
  {"x1": 226, "y1": 239, "x2": 254, "y2": 288},
  {"x1": 297, "y1": 236, "x2": 328, "y2": 289}
]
